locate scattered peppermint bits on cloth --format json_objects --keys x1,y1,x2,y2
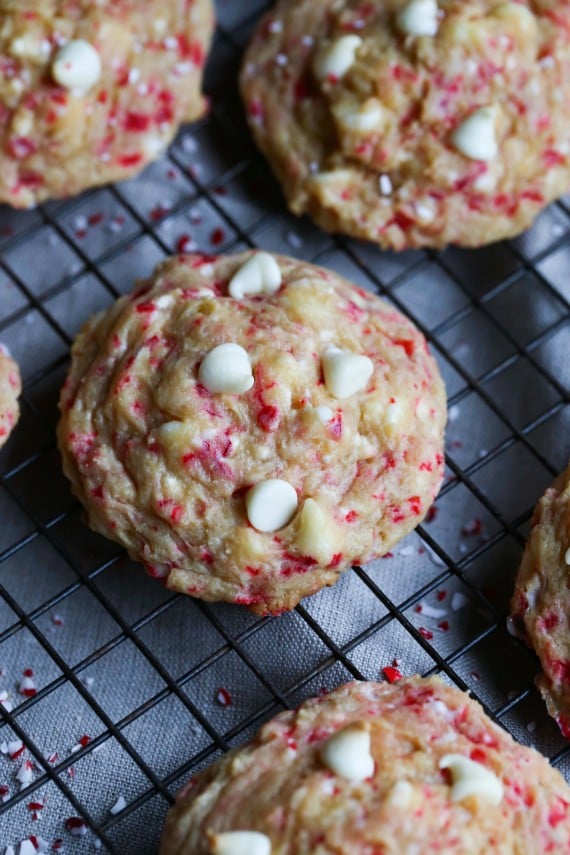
[
  {"x1": 57, "y1": 251, "x2": 446, "y2": 615},
  {"x1": 511, "y1": 462, "x2": 570, "y2": 740},
  {"x1": 0, "y1": 0, "x2": 215, "y2": 207},
  {"x1": 159, "y1": 677, "x2": 570, "y2": 853},
  {"x1": 0, "y1": 346, "x2": 21, "y2": 449},
  {"x1": 241, "y1": 0, "x2": 570, "y2": 248}
]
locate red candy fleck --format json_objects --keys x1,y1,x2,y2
[
  {"x1": 419, "y1": 627, "x2": 433, "y2": 640},
  {"x1": 124, "y1": 111, "x2": 152, "y2": 132},
  {"x1": 210, "y1": 227, "x2": 225, "y2": 246}
]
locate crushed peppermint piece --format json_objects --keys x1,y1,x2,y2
[
  {"x1": 320, "y1": 722, "x2": 374, "y2": 781},
  {"x1": 416, "y1": 602, "x2": 447, "y2": 619},
  {"x1": 450, "y1": 591, "x2": 469, "y2": 611},
  {"x1": 16, "y1": 760, "x2": 34, "y2": 788},
  {"x1": 382, "y1": 666, "x2": 402, "y2": 683},
  {"x1": 216, "y1": 687, "x2": 232, "y2": 707},
  {"x1": 109, "y1": 795, "x2": 127, "y2": 815},
  {"x1": 19, "y1": 672, "x2": 37, "y2": 697},
  {"x1": 18, "y1": 841, "x2": 36, "y2": 855},
  {"x1": 65, "y1": 817, "x2": 88, "y2": 837}
]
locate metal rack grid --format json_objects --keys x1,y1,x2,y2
[{"x1": 1, "y1": 1, "x2": 569, "y2": 851}]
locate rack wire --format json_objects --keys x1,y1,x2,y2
[{"x1": 1, "y1": 1, "x2": 569, "y2": 851}]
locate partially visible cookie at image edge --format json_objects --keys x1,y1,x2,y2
[
  {"x1": 58, "y1": 251, "x2": 446, "y2": 614},
  {"x1": 0, "y1": 0, "x2": 215, "y2": 207},
  {"x1": 0, "y1": 346, "x2": 21, "y2": 449},
  {"x1": 511, "y1": 462, "x2": 570, "y2": 739},
  {"x1": 159, "y1": 676, "x2": 570, "y2": 854},
  {"x1": 241, "y1": 0, "x2": 570, "y2": 250}
]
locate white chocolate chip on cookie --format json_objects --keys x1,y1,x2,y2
[
  {"x1": 320, "y1": 722, "x2": 374, "y2": 782},
  {"x1": 397, "y1": 0, "x2": 440, "y2": 37},
  {"x1": 313, "y1": 405, "x2": 334, "y2": 423},
  {"x1": 440, "y1": 754, "x2": 504, "y2": 805},
  {"x1": 52, "y1": 40, "x2": 102, "y2": 94},
  {"x1": 211, "y1": 830, "x2": 271, "y2": 855},
  {"x1": 451, "y1": 108, "x2": 498, "y2": 162},
  {"x1": 198, "y1": 344, "x2": 254, "y2": 394},
  {"x1": 313, "y1": 35, "x2": 362, "y2": 81},
  {"x1": 246, "y1": 479, "x2": 298, "y2": 532},
  {"x1": 322, "y1": 346, "x2": 374, "y2": 399},
  {"x1": 229, "y1": 253, "x2": 283, "y2": 299}
]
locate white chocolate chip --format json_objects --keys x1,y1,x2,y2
[
  {"x1": 198, "y1": 344, "x2": 254, "y2": 394},
  {"x1": 440, "y1": 754, "x2": 503, "y2": 805},
  {"x1": 565, "y1": 547, "x2": 570, "y2": 565},
  {"x1": 228, "y1": 253, "x2": 282, "y2": 299},
  {"x1": 321, "y1": 346, "x2": 374, "y2": 399},
  {"x1": 211, "y1": 830, "x2": 271, "y2": 855},
  {"x1": 338, "y1": 99, "x2": 384, "y2": 132},
  {"x1": 320, "y1": 723, "x2": 374, "y2": 782},
  {"x1": 451, "y1": 107, "x2": 498, "y2": 162},
  {"x1": 313, "y1": 405, "x2": 334, "y2": 423},
  {"x1": 397, "y1": 0, "x2": 440, "y2": 36},
  {"x1": 246, "y1": 480, "x2": 298, "y2": 532},
  {"x1": 313, "y1": 35, "x2": 362, "y2": 81},
  {"x1": 296, "y1": 498, "x2": 343, "y2": 564},
  {"x1": 52, "y1": 40, "x2": 102, "y2": 94},
  {"x1": 387, "y1": 779, "x2": 414, "y2": 808}
]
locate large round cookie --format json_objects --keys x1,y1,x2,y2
[
  {"x1": 511, "y1": 463, "x2": 570, "y2": 739},
  {"x1": 0, "y1": 0, "x2": 214, "y2": 208},
  {"x1": 160, "y1": 676, "x2": 570, "y2": 853},
  {"x1": 0, "y1": 347, "x2": 21, "y2": 449},
  {"x1": 57, "y1": 251, "x2": 446, "y2": 614},
  {"x1": 241, "y1": 0, "x2": 570, "y2": 250}
]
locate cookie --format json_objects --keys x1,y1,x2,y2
[
  {"x1": 160, "y1": 676, "x2": 570, "y2": 854},
  {"x1": 0, "y1": 0, "x2": 215, "y2": 208},
  {"x1": 57, "y1": 251, "x2": 446, "y2": 614},
  {"x1": 241, "y1": 0, "x2": 570, "y2": 250},
  {"x1": 0, "y1": 347, "x2": 21, "y2": 449},
  {"x1": 510, "y1": 463, "x2": 570, "y2": 739}
]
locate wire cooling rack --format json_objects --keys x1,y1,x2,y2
[{"x1": 1, "y1": 1, "x2": 570, "y2": 851}]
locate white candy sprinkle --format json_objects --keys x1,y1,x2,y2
[
  {"x1": 440, "y1": 754, "x2": 503, "y2": 805},
  {"x1": 198, "y1": 344, "x2": 254, "y2": 395},
  {"x1": 397, "y1": 0, "x2": 440, "y2": 36},
  {"x1": 228, "y1": 253, "x2": 282, "y2": 299},
  {"x1": 211, "y1": 831, "x2": 271, "y2": 855},
  {"x1": 451, "y1": 107, "x2": 498, "y2": 162},
  {"x1": 246, "y1": 480, "x2": 298, "y2": 533},
  {"x1": 321, "y1": 346, "x2": 374, "y2": 399},
  {"x1": 52, "y1": 40, "x2": 102, "y2": 93},
  {"x1": 313, "y1": 35, "x2": 362, "y2": 81},
  {"x1": 564, "y1": 547, "x2": 570, "y2": 565},
  {"x1": 110, "y1": 795, "x2": 127, "y2": 815},
  {"x1": 379, "y1": 174, "x2": 393, "y2": 196},
  {"x1": 320, "y1": 723, "x2": 374, "y2": 782}
]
